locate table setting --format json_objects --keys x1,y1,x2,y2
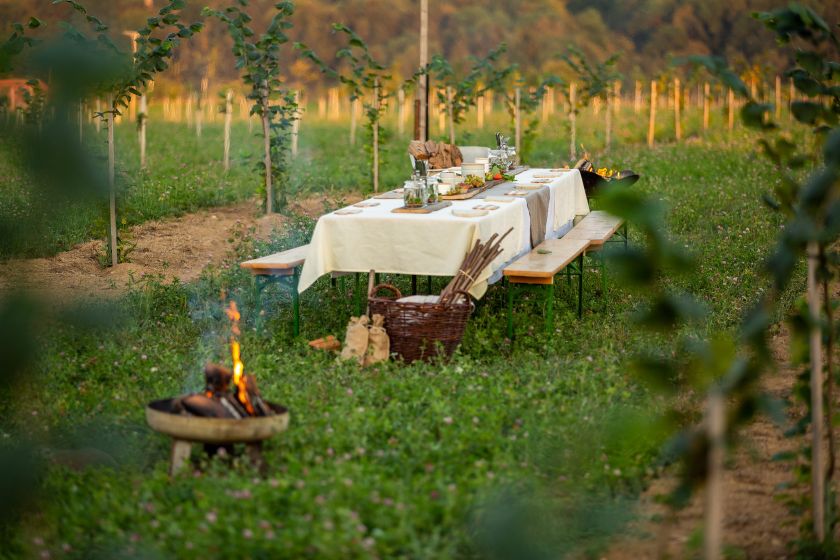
[{"x1": 296, "y1": 135, "x2": 589, "y2": 298}]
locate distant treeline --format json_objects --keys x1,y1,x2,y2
[{"x1": 2, "y1": 0, "x2": 837, "y2": 94}]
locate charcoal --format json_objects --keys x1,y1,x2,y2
[{"x1": 182, "y1": 394, "x2": 235, "y2": 418}]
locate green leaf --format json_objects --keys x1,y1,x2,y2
[
  {"x1": 27, "y1": 17, "x2": 42, "y2": 29},
  {"x1": 791, "y1": 101, "x2": 823, "y2": 124}
]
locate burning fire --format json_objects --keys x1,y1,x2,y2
[{"x1": 225, "y1": 301, "x2": 255, "y2": 415}]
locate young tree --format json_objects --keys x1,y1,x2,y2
[
  {"x1": 427, "y1": 44, "x2": 515, "y2": 145},
  {"x1": 54, "y1": 0, "x2": 203, "y2": 266},
  {"x1": 298, "y1": 25, "x2": 423, "y2": 193},
  {"x1": 559, "y1": 46, "x2": 621, "y2": 156},
  {"x1": 204, "y1": 1, "x2": 298, "y2": 213}
]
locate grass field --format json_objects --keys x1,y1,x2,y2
[{"x1": 0, "y1": 104, "x2": 806, "y2": 557}]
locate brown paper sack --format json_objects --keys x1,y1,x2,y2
[
  {"x1": 340, "y1": 315, "x2": 370, "y2": 364},
  {"x1": 364, "y1": 314, "x2": 390, "y2": 366}
]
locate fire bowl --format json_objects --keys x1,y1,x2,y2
[
  {"x1": 146, "y1": 398, "x2": 290, "y2": 444},
  {"x1": 146, "y1": 398, "x2": 290, "y2": 476}
]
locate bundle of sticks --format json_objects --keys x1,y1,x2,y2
[
  {"x1": 173, "y1": 364, "x2": 274, "y2": 419},
  {"x1": 439, "y1": 227, "x2": 514, "y2": 303}
]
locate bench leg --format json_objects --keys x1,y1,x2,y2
[
  {"x1": 284, "y1": 268, "x2": 301, "y2": 337},
  {"x1": 411, "y1": 275, "x2": 417, "y2": 295},
  {"x1": 545, "y1": 281, "x2": 554, "y2": 334},
  {"x1": 507, "y1": 281, "x2": 515, "y2": 340},
  {"x1": 577, "y1": 254, "x2": 584, "y2": 319},
  {"x1": 427, "y1": 275, "x2": 433, "y2": 294}
]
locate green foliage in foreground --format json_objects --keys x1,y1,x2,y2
[{"x1": 0, "y1": 138, "x2": 804, "y2": 558}]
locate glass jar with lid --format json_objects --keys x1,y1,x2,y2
[
  {"x1": 403, "y1": 178, "x2": 426, "y2": 208},
  {"x1": 425, "y1": 177, "x2": 440, "y2": 205}
]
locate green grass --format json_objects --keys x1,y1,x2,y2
[{"x1": 0, "y1": 113, "x2": 805, "y2": 558}]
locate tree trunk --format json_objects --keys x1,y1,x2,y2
[
  {"x1": 704, "y1": 390, "x2": 725, "y2": 560},
  {"x1": 223, "y1": 90, "x2": 232, "y2": 171},
  {"x1": 260, "y1": 89, "x2": 273, "y2": 214},
  {"x1": 107, "y1": 105, "x2": 118, "y2": 267},
  {"x1": 605, "y1": 92, "x2": 612, "y2": 153},
  {"x1": 139, "y1": 94, "x2": 147, "y2": 169},
  {"x1": 418, "y1": 0, "x2": 428, "y2": 142},
  {"x1": 447, "y1": 86, "x2": 455, "y2": 145},
  {"x1": 373, "y1": 78, "x2": 380, "y2": 193},
  {"x1": 808, "y1": 241, "x2": 825, "y2": 542},
  {"x1": 291, "y1": 90, "x2": 300, "y2": 157},
  {"x1": 514, "y1": 87, "x2": 521, "y2": 155},
  {"x1": 569, "y1": 82, "x2": 576, "y2": 161}
]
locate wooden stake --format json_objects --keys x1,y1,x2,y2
[
  {"x1": 775, "y1": 75, "x2": 781, "y2": 121},
  {"x1": 139, "y1": 94, "x2": 147, "y2": 169},
  {"x1": 727, "y1": 88, "x2": 734, "y2": 132},
  {"x1": 605, "y1": 91, "x2": 612, "y2": 152},
  {"x1": 107, "y1": 103, "x2": 118, "y2": 267},
  {"x1": 223, "y1": 89, "x2": 232, "y2": 171},
  {"x1": 397, "y1": 88, "x2": 405, "y2": 136},
  {"x1": 647, "y1": 80, "x2": 656, "y2": 148},
  {"x1": 447, "y1": 85, "x2": 455, "y2": 145},
  {"x1": 418, "y1": 0, "x2": 429, "y2": 141},
  {"x1": 634, "y1": 80, "x2": 641, "y2": 114},
  {"x1": 703, "y1": 82, "x2": 710, "y2": 132},
  {"x1": 373, "y1": 78, "x2": 380, "y2": 193},
  {"x1": 349, "y1": 97, "x2": 357, "y2": 146},
  {"x1": 674, "y1": 78, "x2": 681, "y2": 141},
  {"x1": 514, "y1": 87, "x2": 521, "y2": 154},
  {"x1": 808, "y1": 241, "x2": 826, "y2": 542},
  {"x1": 704, "y1": 390, "x2": 725, "y2": 560},
  {"x1": 789, "y1": 78, "x2": 794, "y2": 120},
  {"x1": 260, "y1": 82, "x2": 273, "y2": 214},
  {"x1": 569, "y1": 82, "x2": 576, "y2": 160},
  {"x1": 95, "y1": 98, "x2": 101, "y2": 133}
]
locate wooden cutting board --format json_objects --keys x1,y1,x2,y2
[
  {"x1": 440, "y1": 166, "x2": 530, "y2": 200},
  {"x1": 391, "y1": 201, "x2": 453, "y2": 214}
]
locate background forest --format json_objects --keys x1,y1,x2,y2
[{"x1": 3, "y1": 0, "x2": 837, "y2": 94}]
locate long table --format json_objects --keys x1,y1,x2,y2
[{"x1": 297, "y1": 168, "x2": 589, "y2": 297}]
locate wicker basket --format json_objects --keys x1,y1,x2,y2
[{"x1": 368, "y1": 284, "x2": 474, "y2": 363}]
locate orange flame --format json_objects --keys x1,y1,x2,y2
[{"x1": 225, "y1": 301, "x2": 254, "y2": 415}]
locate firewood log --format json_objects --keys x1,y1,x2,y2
[{"x1": 182, "y1": 394, "x2": 236, "y2": 418}]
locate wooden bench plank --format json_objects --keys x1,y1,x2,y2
[
  {"x1": 564, "y1": 211, "x2": 623, "y2": 246},
  {"x1": 240, "y1": 244, "x2": 310, "y2": 275},
  {"x1": 503, "y1": 238, "x2": 589, "y2": 279}
]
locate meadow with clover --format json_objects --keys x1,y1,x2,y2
[{"x1": 1, "y1": 1, "x2": 838, "y2": 559}]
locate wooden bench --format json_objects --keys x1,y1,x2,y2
[
  {"x1": 241, "y1": 245, "x2": 310, "y2": 336},
  {"x1": 565, "y1": 210, "x2": 626, "y2": 294},
  {"x1": 564, "y1": 211, "x2": 626, "y2": 248},
  {"x1": 503, "y1": 238, "x2": 589, "y2": 337},
  {"x1": 503, "y1": 211, "x2": 626, "y2": 337}
]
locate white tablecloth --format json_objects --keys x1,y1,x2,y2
[{"x1": 297, "y1": 169, "x2": 589, "y2": 297}]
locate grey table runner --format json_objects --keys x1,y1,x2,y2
[{"x1": 476, "y1": 182, "x2": 550, "y2": 246}]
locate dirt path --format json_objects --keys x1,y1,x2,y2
[
  {"x1": 0, "y1": 194, "x2": 360, "y2": 300},
  {"x1": 604, "y1": 326, "x2": 804, "y2": 559}
]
